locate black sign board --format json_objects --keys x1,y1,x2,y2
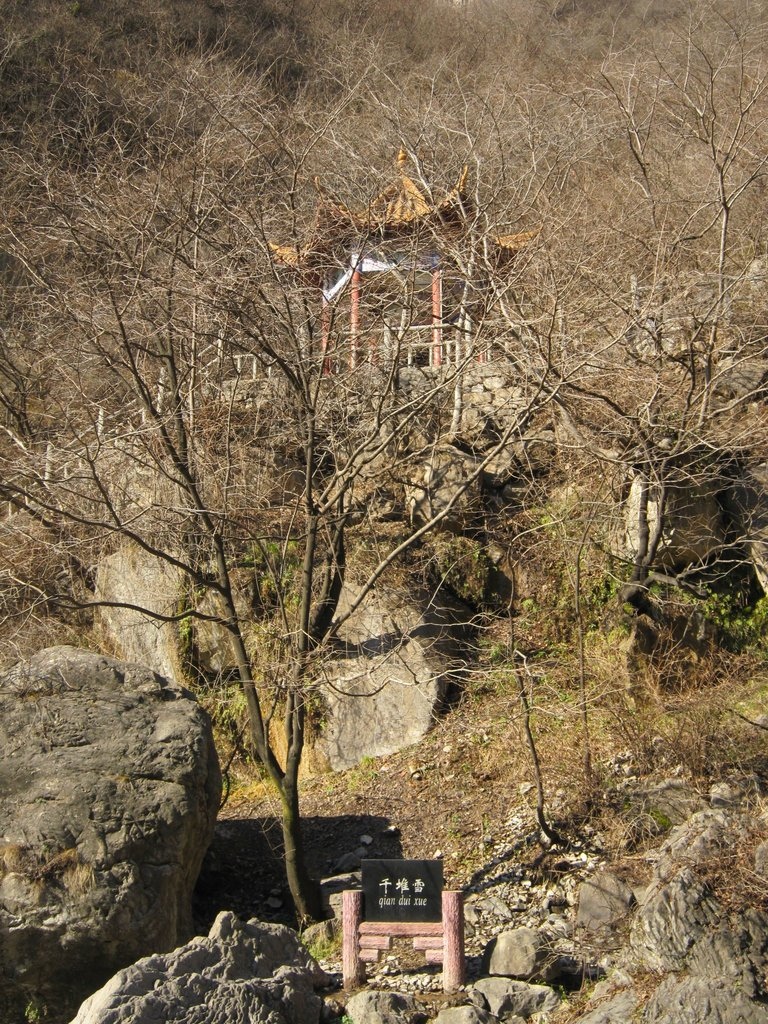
[{"x1": 361, "y1": 859, "x2": 443, "y2": 923}]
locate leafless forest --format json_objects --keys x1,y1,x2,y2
[{"x1": 1, "y1": 0, "x2": 767, "y2": 916}]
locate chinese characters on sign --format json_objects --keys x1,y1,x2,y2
[{"x1": 361, "y1": 859, "x2": 443, "y2": 923}]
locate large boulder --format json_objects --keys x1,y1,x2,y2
[
  {"x1": 97, "y1": 547, "x2": 468, "y2": 773},
  {"x1": 69, "y1": 912, "x2": 327, "y2": 1024},
  {"x1": 345, "y1": 990, "x2": 419, "y2": 1024},
  {"x1": 319, "y1": 584, "x2": 468, "y2": 770},
  {"x1": 0, "y1": 647, "x2": 220, "y2": 1023},
  {"x1": 576, "y1": 870, "x2": 635, "y2": 933},
  {"x1": 482, "y1": 926, "x2": 559, "y2": 982},
  {"x1": 406, "y1": 445, "x2": 483, "y2": 532},
  {"x1": 620, "y1": 474, "x2": 726, "y2": 570},
  {"x1": 471, "y1": 976, "x2": 561, "y2": 1019}
]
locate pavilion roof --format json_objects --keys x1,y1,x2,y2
[
  {"x1": 269, "y1": 150, "x2": 536, "y2": 277},
  {"x1": 362, "y1": 148, "x2": 439, "y2": 229},
  {"x1": 493, "y1": 229, "x2": 541, "y2": 253}
]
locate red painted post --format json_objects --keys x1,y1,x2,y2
[
  {"x1": 432, "y1": 267, "x2": 443, "y2": 367},
  {"x1": 350, "y1": 269, "x2": 362, "y2": 368},
  {"x1": 442, "y1": 890, "x2": 465, "y2": 993},
  {"x1": 342, "y1": 890, "x2": 365, "y2": 990}
]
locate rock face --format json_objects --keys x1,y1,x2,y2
[
  {"x1": 407, "y1": 445, "x2": 483, "y2": 532},
  {"x1": 627, "y1": 809, "x2": 768, "y2": 1022},
  {"x1": 319, "y1": 584, "x2": 468, "y2": 770},
  {"x1": 69, "y1": 912, "x2": 328, "y2": 1024},
  {"x1": 96, "y1": 540, "x2": 185, "y2": 682},
  {"x1": 726, "y1": 462, "x2": 768, "y2": 596},
  {"x1": 97, "y1": 553, "x2": 468, "y2": 773},
  {"x1": 0, "y1": 647, "x2": 220, "y2": 1023},
  {"x1": 570, "y1": 795, "x2": 768, "y2": 1024},
  {"x1": 620, "y1": 474, "x2": 726, "y2": 570}
]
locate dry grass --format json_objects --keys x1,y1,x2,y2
[
  {"x1": 0, "y1": 843, "x2": 95, "y2": 896},
  {"x1": 0, "y1": 842, "x2": 32, "y2": 876},
  {"x1": 698, "y1": 797, "x2": 768, "y2": 914}
]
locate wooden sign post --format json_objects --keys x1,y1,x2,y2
[{"x1": 343, "y1": 859, "x2": 465, "y2": 993}]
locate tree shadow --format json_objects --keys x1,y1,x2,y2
[{"x1": 194, "y1": 813, "x2": 402, "y2": 931}]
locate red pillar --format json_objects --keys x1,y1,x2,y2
[
  {"x1": 432, "y1": 268, "x2": 443, "y2": 367},
  {"x1": 342, "y1": 890, "x2": 365, "y2": 990},
  {"x1": 350, "y1": 269, "x2": 362, "y2": 369},
  {"x1": 442, "y1": 890, "x2": 465, "y2": 992}
]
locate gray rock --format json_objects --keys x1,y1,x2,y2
[
  {"x1": 95, "y1": 541, "x2": 185, "y2": 681},
  {"x1": 434, "y1": 1007, "x2": 498, "y2": 1024},
  {"x1": 320, "y1": 873, "x2": 360, "y2": 919},
  {"x1": 334, "y1": 850, "x2": 367, "y2": 872},
  {"x1": 97, "y1": 530, "x2": 467, "y2": 774},
  {"x1": 566, "y1": 797, "x2": 768, "y2": 1023},
  {"x1": 709, "y1": 782, "x2": 742, "y2": 808},
  {"x1": 345, "y1": 990, "x2": 419, "y2": 1024},
  {"x1": 576, "y1": 871, "x2": 635, "y2": 932},
  {"x1": 70, "y1": 911, "x2": 328, "y2": 1024},
  {"x1": 723, "y1": 462, "x2": 768, "y2": 596},
  {"x1": 407, "y1": 445, "x2": 483, "y2": 532},
  {"x1": 630, "y1": 867, "x2": 721, "y2": 972},
  {"x1": 301, "y1": 919, "x2": 338, "y2": 952},
  {"x1": 625, "y1": 779, "x2": 706, "y2": 829},
  {"x1": 471, "y1": 976, "x2": 561, "y2": 1018},
  {"x1": 474, "y1": 894, "x2": 514, "y2": 921},
  {"x1": 755, "y1": 841, "x2": 768, "y2": 878},
  {"x1": 0, "y1": 647, "x2": 220, "y2": 1022},
  {"x1": 620, "y1": 474, "x2": 725, "y2": 570},
  {"x1": 643, "y1": 974, "x2": 768, "y2": 1024},
  {"x1": 625, "y1": 798, "x2": 768, "y2": 1021},
  {"x1": 656, "y1": 809, "x2": 749, "y2": 879},
  {"x1": 569, "y1": 971, "x2": 638, "y2": 1023},
  {"x1": 570, "y1": 989, "x2": 638, "y2": 1023},
  {"x1": 483, "y1": 926, "x2": 559, "y2": 981},
  {"x1": 686, "y1": 908, "x2": 768, "y2": 996},
  {"x1": 319, "y1": 584, "x2": 467, "y2": 770}
]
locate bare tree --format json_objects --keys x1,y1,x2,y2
[{"x1": 0, "y1": 58, "x2": 568, "y2": 918}]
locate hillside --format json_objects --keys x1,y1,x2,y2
[
  {"x1": 197, "y1": 667, "x2": 768, "y2": 929},
  {"x1": 0, "y1": 2, "x2": 768, "y2": 1018}
]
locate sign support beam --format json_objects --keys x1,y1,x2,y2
[{"x1": 342, "y1": 883, "x2": 465, "y2": 993}]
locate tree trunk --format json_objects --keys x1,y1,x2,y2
[{"x1": 278, "y1": 775, "x2": 323, "y2": 923}]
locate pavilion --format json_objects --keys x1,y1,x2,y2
[{"x1": 269, "y1": 149, "x2": 536, "y2": 371}]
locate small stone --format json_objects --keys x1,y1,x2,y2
[
  {"x1": 483, "y1": 926, "x2": 560, "y2": 982},
  {"x1": 576, "y1": 870, "x2": 635, "y2": 932},
  {"x1": 472, "y1": 977, "x2": 560, "y2": 1018},
  {"x1": 709, "y1": 782, "x2": 740, "y2": 808},
  {"x1": 333, "y1": 851, "x2": 363, "y2": 872}
]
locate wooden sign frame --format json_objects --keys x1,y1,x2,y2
[{"x1": 342, "y1": 889, "x2": 465, "y2": 993}]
